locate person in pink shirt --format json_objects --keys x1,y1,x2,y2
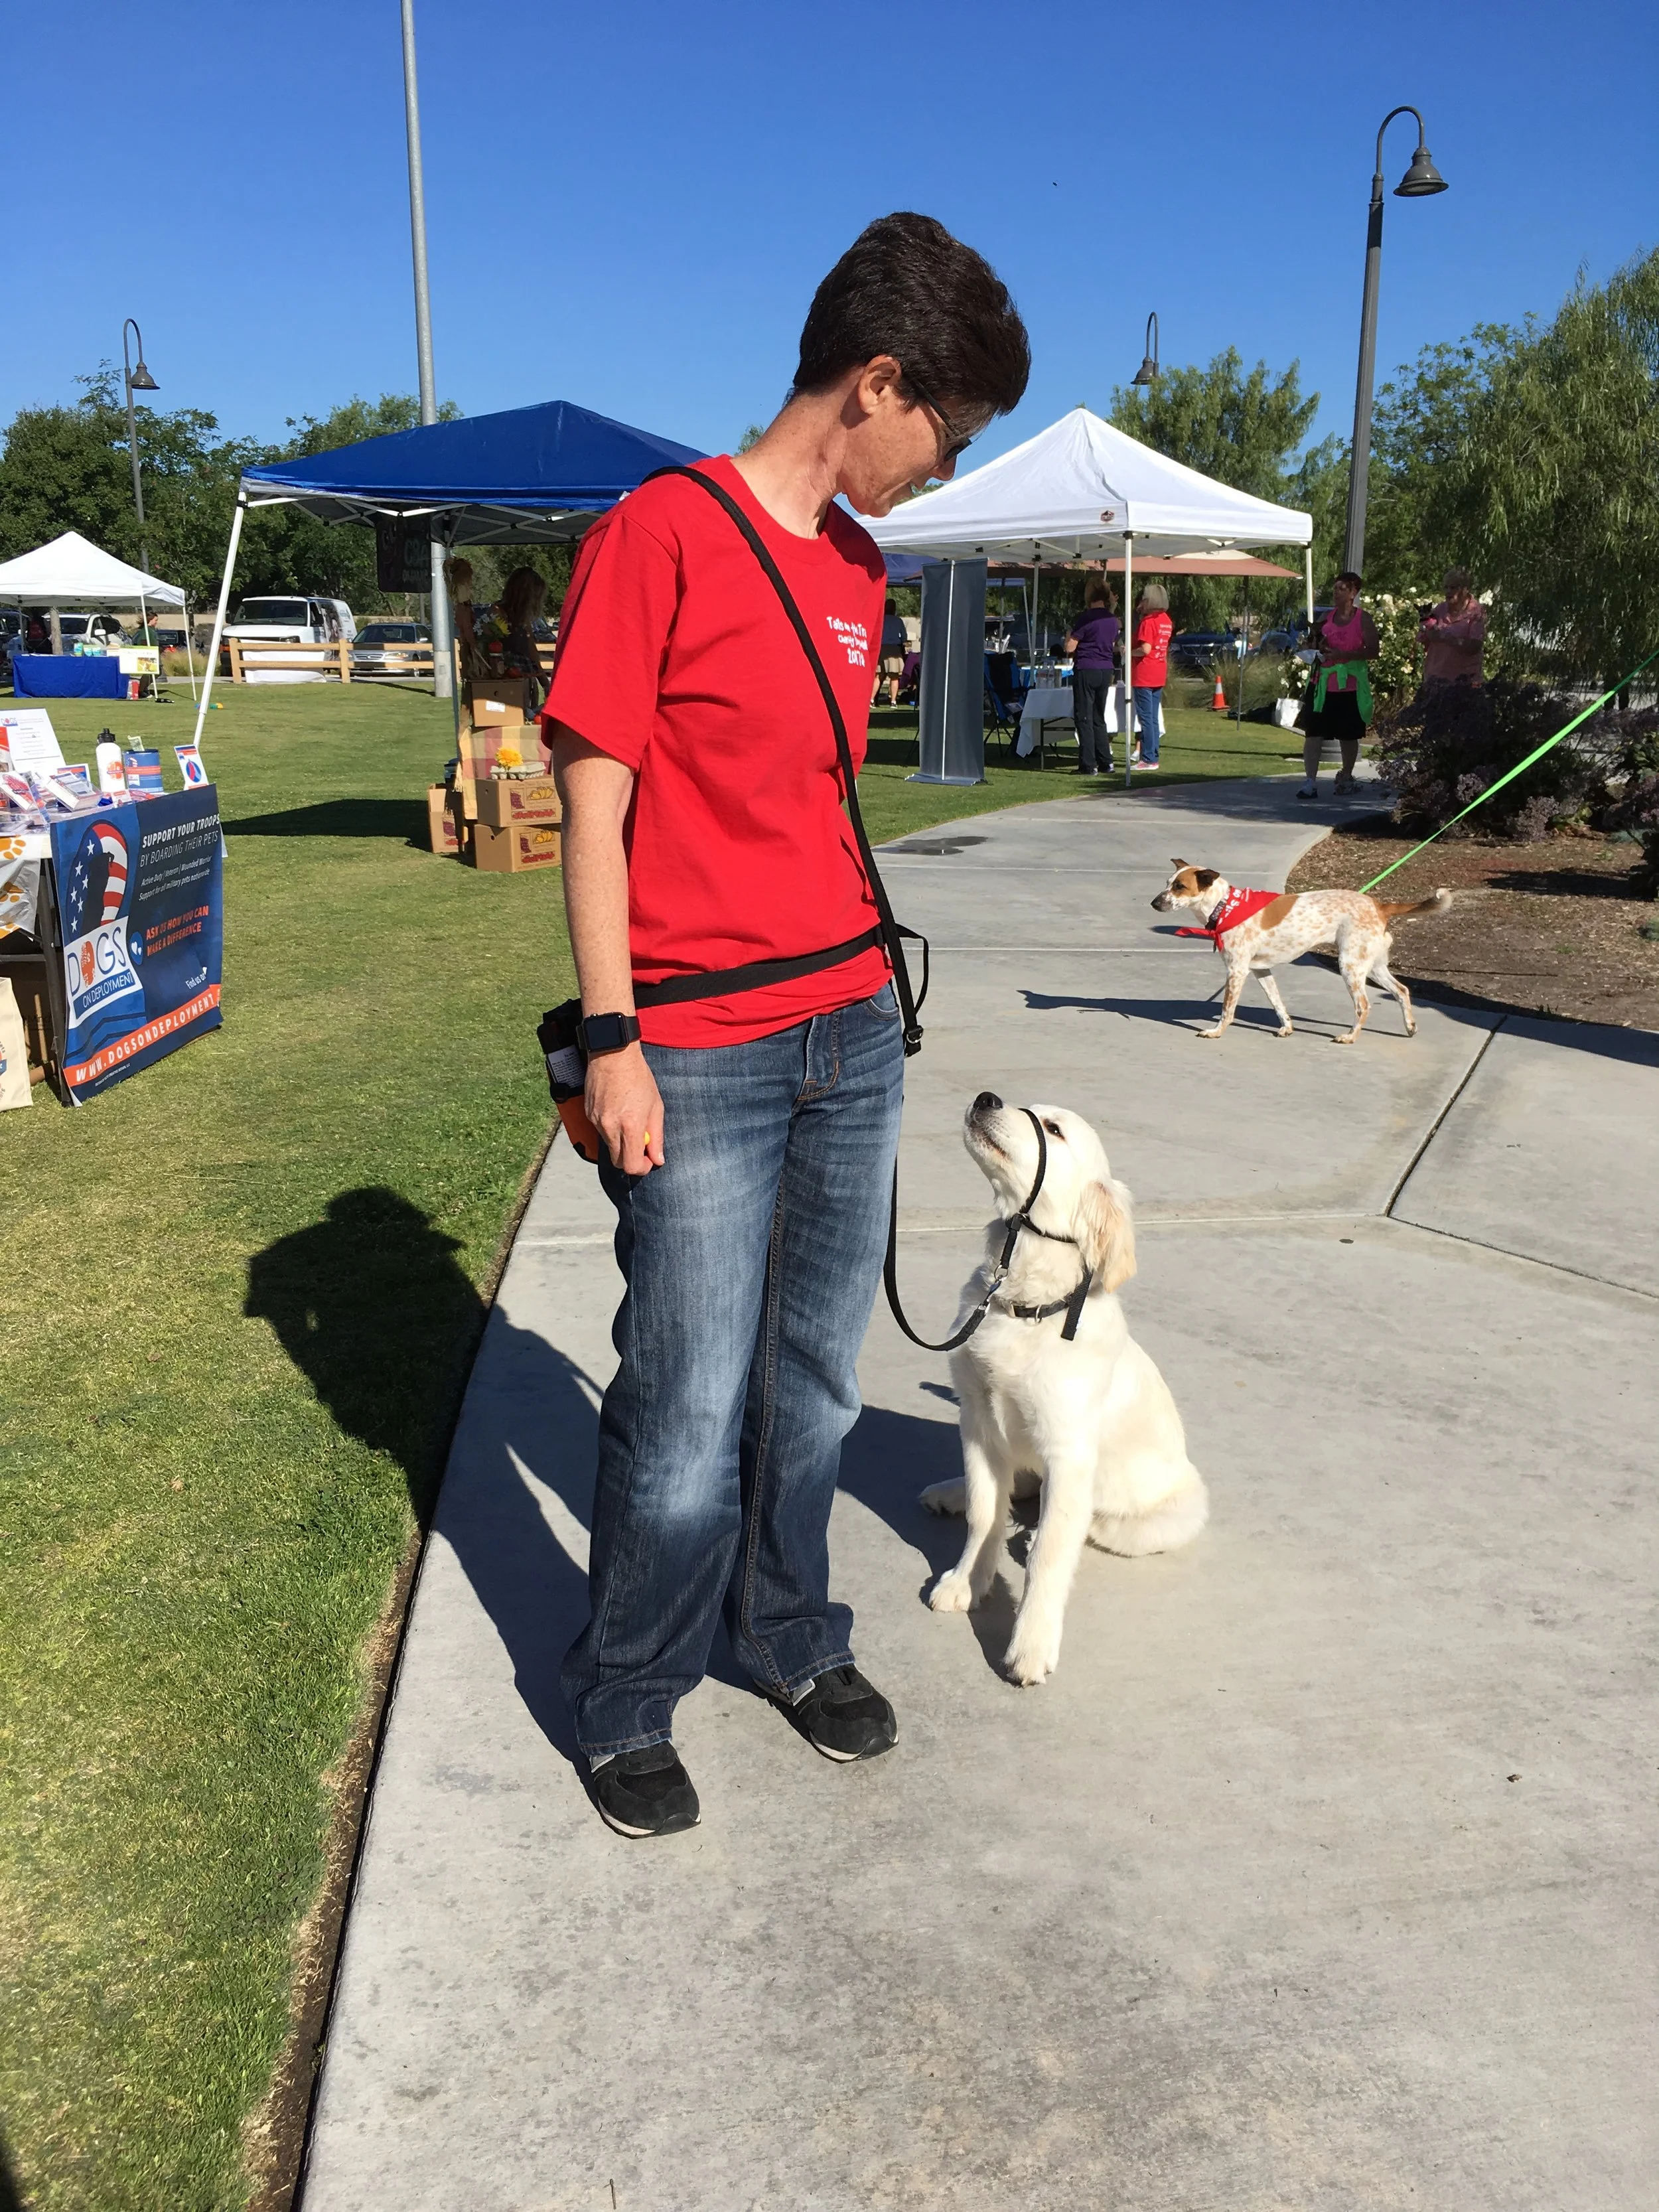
[
  {"x1": 1417, "y1": 567, "x2": 1486, "y2": 690},
  {"x1": 1298, "y1": 570, "x2": 1380, "y2": 798}
]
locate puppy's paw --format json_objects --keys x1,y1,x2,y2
[
  {"x1": 1003, "y1": 1623, "x2": 1060, "y2": 1685},
  {"x1": 1195, "y1": 1025, "x2": 1224, "y2": 1041},
  {"x1": 1333, "y1": 1032, "x2": 1358, "y2": 1046},
  {"x1": 919, "y1": 1478, "x2": 966, "y2": 1517},
  {"x1": 1274, "y1": 1024, "x2": 1293, "y2": 1039},
  {"x1": 928, "y1": 1567, "x2": 979, "y2": 1613}
]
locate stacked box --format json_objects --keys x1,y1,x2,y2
[
  {"x1": 472, "y1": 820, "x2": 562, "y2": 873},
  {"x1": 474, "y1": 774, "x2": 561, "y2": 829},
  {"x1": 427, "y1": 784, "x2": 463, "y2": 855}
]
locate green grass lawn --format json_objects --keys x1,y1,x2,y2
[{"x1": 0, "y1": 678, "x2": 1292, "y2": 2211}]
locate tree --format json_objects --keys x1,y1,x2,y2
[
  {"x1": 1108, "y1": 350, "x2": 1321, "y2": 628},
  {"x1": 1428, "y1": 249, "x2": 1659, "y2": 686},
  {"x1": 1364, "y1": 324, "x2": 1517, "y2": 595}
]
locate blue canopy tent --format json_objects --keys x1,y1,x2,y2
[{"x1": 192, "y1": 400, "x2": 705, "y2": 741}]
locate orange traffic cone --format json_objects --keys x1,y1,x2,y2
[{"x1": 1210, "y1": 670, "x2": 1227, "y2": 711}]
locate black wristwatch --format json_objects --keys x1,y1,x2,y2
[{"x1": 580, "y1": 1010, "x2": 641, "y2": 1057}]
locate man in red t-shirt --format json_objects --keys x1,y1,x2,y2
[{"x1": 544, "y1": 213, "x2": 1030, "y2": 1837}]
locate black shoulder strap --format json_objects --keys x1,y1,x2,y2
[{"x1": 646, "y1": 465, "x2": 926, "y2": 1056}]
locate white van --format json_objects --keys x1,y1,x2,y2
[
  {"x1": 222, "y1": 596, "x2": 358, "y2": 682},
  {"x1": 224, "y1": 595, "x2": 357, "y2": 645}
]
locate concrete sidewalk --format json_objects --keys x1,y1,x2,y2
[{"x1": 299, "y1": 778, "x2": 1657, "y2": 2211}]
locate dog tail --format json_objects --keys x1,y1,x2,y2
[{"x1": 1375, "y1": 887, "x2": 1451, "y2": 923}]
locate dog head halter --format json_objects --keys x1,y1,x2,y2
[{"x1": 887, "y1": 1107, "x2": 1094, "y2": 1351}]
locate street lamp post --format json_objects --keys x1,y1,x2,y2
[
  {"x1": 1342, "y1": 106, "x2": 1447, "y2": 576},
  {"x1": 121, "y1": 318, "x2": 159, "y2": 574},
  {"x1": 1131, "y1": 311, "x2": 1160, "y2": 388}
]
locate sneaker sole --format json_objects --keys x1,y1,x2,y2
[
  {"x1": 595, "y1": 1802, "x2": 701, "y2": 1838},
  {"x1": 808, "y1": 1730, "x2": 898, "y2": 1763}
]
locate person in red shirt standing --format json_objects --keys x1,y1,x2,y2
[
  {"x1": 1130, "y1": 583, "x2": 1173, "y2": 769},
  {"x1": 544, "y1": 213, "x2": 1030, "y2": 1838}
]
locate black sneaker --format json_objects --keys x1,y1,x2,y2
[
  {"x1": 772, "y1": 1664, "x2": 898, "y2": 1763},
  {"x1": 589, "y1": 1744, "x2": 700, "y2": 1837}
]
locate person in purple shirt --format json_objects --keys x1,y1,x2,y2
[{"x1": 1064, "y1": 582, "x2": 1121, "y2": 774}]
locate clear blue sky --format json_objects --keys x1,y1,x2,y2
[{"x1": 14, "y1": 0, "x2": 1656, "y2": 468}]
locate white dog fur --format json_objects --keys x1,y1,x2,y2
[{"x1": 920, "y1": 1097, "x2": 1207, "y2": 1684}]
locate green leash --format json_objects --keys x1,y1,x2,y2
[{"x1": 1360, "y1": 645, "x2": 1659, "y2": 894}]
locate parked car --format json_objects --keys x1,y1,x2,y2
[
  {"x1": 1258, "y1": 610, "x2": 1329, "y2": 656},
  {"x1": 222, "y1": 596, "x2": 358, "y2": 647},
  {"x1": 1170, "y1": 628, "x2": 1240, "y2": 672},
  {"x1": 56, "y1": 612, "x2": 129, "y2": 651},
  {"x1": 352, "y1": 620, "x2": 431, "y2": 675}
]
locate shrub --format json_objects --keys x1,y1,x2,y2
[
  {"x1": 1583, "y1": 701, "x2": 1659, "y2": 895},
  {"x1": 1372, "y1": 678, "x2": 1591, "y2": 842}
]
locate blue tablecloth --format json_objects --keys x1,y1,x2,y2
[{"x1": 11, "y1": 654, "x2": 125, "y2": 699}]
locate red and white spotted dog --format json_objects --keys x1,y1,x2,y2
[{"x1": 1151, "y1": 860, "x2": 1451, "y2": 1044}]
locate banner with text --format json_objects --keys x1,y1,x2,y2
[{"x1": 50, "y1": 783, "x2": 224, "y2": 1103}]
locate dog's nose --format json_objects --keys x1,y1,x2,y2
[
  {"x1": 1149, "y1": 892, "x2": 1167, "y2": 908},
  {"x1": 972, "y1": 1090, "x2": 1002, "y2": 1116}
]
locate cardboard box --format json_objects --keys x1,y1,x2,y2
[
  {"x1": 427, "y1": 783, "x2": 462, "y2": 856},
  {"x1": 465, "y1": 678, "x2": 532, "y2": 726},
  {"x1": 450, "y1": 774, "x2": 480, "y2": 823},
  {"x1": 472, "y1": 820, "x2": 562, "y2": 873},
  {"x1": 475, "y1": 774, "x2": 562, "y2": 830}
]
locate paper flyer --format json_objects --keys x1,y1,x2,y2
[
  {"x1": 0, "y1": 708, "x2": 66, "y2": 773},
  {"x1": 175, "y1": 742, "x2": 207, "y2": 788}
]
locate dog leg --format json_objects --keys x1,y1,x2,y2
[
  {"x1": 919, "y1": 1478, "x2": 965, "y2": 1515},
  {"x1": 1370, "y1": 935, "x2": 1415, "y2": 1035},
  {"x1": 1334, "y1": 936, "x2": 1372, "y2": 1045},
  {"x1": 1092, "y1": 1469, "x2": 1210, "y2": 1556},
  {"x1": 1196, "y1": 954, "x2": 1246, "y2": 1039},
  {"x1": 1252, "y1": 965, "x2": 1294, "y2": 1038},
  {"x1": 1003, "y1": 1456, "x2": 1094, "y2": 1684},
  {"x1": 928, "y1": 1435, "x2": 1009, "y2": 1613}
]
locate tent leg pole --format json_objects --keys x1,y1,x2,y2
[
  {"x1": 182, "y1": 595, "x2": 199, "y2": 701},
  {"x1": 1305, "y1": 544, "x2": 1315, "y2": 627},
  {"x1": 193, "y1": 492, "x2": 246, "y2": 749},
  {"x1": 1122, "y1": 536, "x2": 1133, "y2": 790}
]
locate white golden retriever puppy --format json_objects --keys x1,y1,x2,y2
[{"x1": 920, "y1": 1094, "x2": 1207, "y2": 1685}]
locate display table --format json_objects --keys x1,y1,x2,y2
[
  {"x1": 11, "y1": 654, "x2": 126, "y2": 699},
  {"x1": 1017, "y1": 679, "x2": 1126, "y2": 760},
  {"x1": 0, "y1": 786, "x2": 222, "y2": 1102}
]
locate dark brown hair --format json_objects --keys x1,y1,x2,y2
[
  {"x1": 499, "y1": 566, "x2": 547, "y2": 632},
  {"x1": 793, "y1": 212, "x2": 1030, "y2": 418}
]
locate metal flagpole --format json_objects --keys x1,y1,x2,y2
[{"x1": 400, "y1": 0, "x2": 455, "y2": 704}]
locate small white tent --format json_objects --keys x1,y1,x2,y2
[
  {"x1": 0, "y1": 530, "x2": 186, "y2": 608},
  {"x1": 861, "y1": 406, "x2": 1313, "y2": 565}
]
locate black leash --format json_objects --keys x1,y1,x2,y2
[
  {"x1": 551, "y1": 471, "x2": 1092, "y2": 1352},
  {"x1": 883, "y1": 1108, "x2": 1094, "y2": 1351},
  {"x1": 647, "y1": 467, "x2": 928, "y2": 1053}
]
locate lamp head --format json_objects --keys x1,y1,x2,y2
[
  {"x1": 1394, "y1": 143, "x2": 1447, "y2": 196},
  {"x1": 1131, "y1": 355, "x2": 1158, "y2": 387},
  {"x1": 129, "y1": 361, "x2": 159, "y2": 391}
]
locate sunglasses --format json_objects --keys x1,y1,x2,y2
[{"x1": 904, "y1": 373, "x2": 980, "y2": 470}]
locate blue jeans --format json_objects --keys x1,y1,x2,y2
[
  {"x1": 563, "y1": 986, "x2": 905, "y2": 1758},
  {"x1": 1132, "y1": 685, "x2": 1163, "y2": 763}
]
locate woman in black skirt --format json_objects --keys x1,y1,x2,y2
[{"x1": 1299, "y1": 569, "x2": 1380, "y2": 798}]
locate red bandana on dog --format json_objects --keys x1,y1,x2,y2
[{"x1": 1177, "y1": 885, "x2": 1281, "y2": 947}]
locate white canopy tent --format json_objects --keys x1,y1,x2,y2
[
  {"x1": 0, "y1": 530, "x2": 185, "y2": 608},
  {"x1": 861, "y1": 407, "x2": 1315, "y2": 784}
]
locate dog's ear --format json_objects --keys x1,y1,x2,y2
[
  {"x1": 1192, "y1": 868, "x2": 1221, "y2": 890},
  {"x1": 1074, "y1": 1177, "x2": 1136, "y2": 1292},
  {"x1": 1169, "y1": 855, "x2": 1188, "y2": 869}
]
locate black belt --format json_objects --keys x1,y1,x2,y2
[{"x1": 631, "y1": 926, "x2": 886, "y2": 1009}]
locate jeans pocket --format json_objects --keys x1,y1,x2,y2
[{"x1": 865, "y1": 981, "x2": 899, "y2": 1020}]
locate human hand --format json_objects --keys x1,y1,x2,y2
[{"x1": 585, "y1": 1044, "x2": 666, "y2": 1175}]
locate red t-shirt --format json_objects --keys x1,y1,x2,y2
[
  {"x1": 1133, "y1": 610, "x2": 1173, "y2": 688},
  {"x1": 541, "y1": 455, "x2": 891, "y2": 1046}
]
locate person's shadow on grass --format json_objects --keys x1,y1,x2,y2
[{"x1": 244, "y1": 1187, "x2": 597, "y2": 1767}]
